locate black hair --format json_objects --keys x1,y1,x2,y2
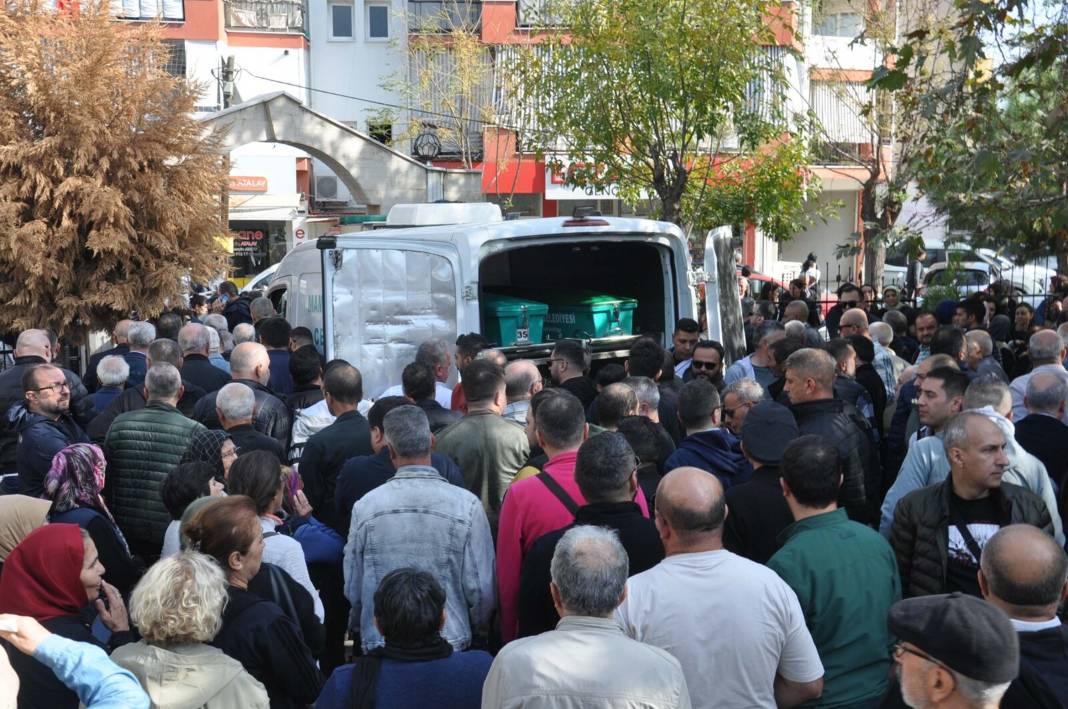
[
  {"x1": 534, "y1": 390, "x2": 586, "y2": 449},
  {"x1": 694, "y1": 339, "x2": 725, "y2": 361},
  {"x1": 616, "y1": 415, "x2": 661, "y2": 465},
  {"x1": 931, "y1": 326, "x2": 966, "y2": 359},
  {"x1": 958, "y1": 297, "x2": 986, "y2": 325},
  {"x1": 627, "y1": 337, "x2": 665, "y2": 378},
  {"x1": 161, "y1": 462, "x2": 216, "y2": 520},
  {"x1": 324, "y1": 362, "x2": 363, "y2": 404},
  {"x1": 368, "y1": 396, "x2": 411, "y2": 431},
  {"x1": 781, "y1": 435, "x2": 841, "y2": 508},
  {"x1": 455, "y1": 333, "x2": 489, "y2": 361},
  {"x1": 846, "y1": 334, "x2": 875, "y2": 364},
  {"x1": 290, "y1": 326, "x2": 314, "y2": 347},
  {"x1": 574, "y1": 432, "x2": 637, "y2": 503},
  {"x1": 674, "y1": 318, "x2": 700, "y2": 334},
  {"x1": 824, "y1": 337, "x2": 853, "y2": 365},
  {"x1": 551, "y1": 339, "x2": 589, "y2": 372},
  {"x1": 595, "y1": 363, "x2": 626, "y2": 388},
  {"x1": 288, "y1": 346, "x2": 322, "y2": 387},
  {"x1": 598, "y1": 384, "x2": 638, "y2": 429},
  {"x1": 529, "y1": 388, "x2": 567, "y2": 423},
  {"x1": 373, "y1": 568, "x2": 446, "y2": 645},
  {"x1": 155, "y1": 312, "x2": 183, "y2": 342},
  {"x1": 770, "y1": 336, "x2": 806, "y2": 367},
  {"x1": 258, "y1": 316, "x2": 292, "y2": 349},
  {"x1": 226, "y1": 450, "x2": 283, "y2": 515},
  {"x1": 677, "y1": 379, "x2": 721, "y2": 430},
  {"x1": 402, "y1": 362, "x2": 436, "y2": 402},
  {"x1": 925, "y1": 366, "x2": 969, "y2": 400},
  {"x1": 218, "y1": 281, "x2": 239, "y2": 297},
  {"x1": 460, "y1": 359, "x2": 504, "y2": 403}
]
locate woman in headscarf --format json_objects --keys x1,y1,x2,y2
[
  {"x1": 0, "y1": 524, "x2": 134, "y2": 708},
  {"x1": 180, "y1": 429, "x2": 237, "y2": 483},
  {"x1": 45, "y1": 443, "x2": 144, "y2": 595}
]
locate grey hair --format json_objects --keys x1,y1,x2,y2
[
  {"x1": 97, "y1": 355, "x2": 130, "y2": 387},
  {"x1": 129, "y1": 551, "x2": 228, "y2": 645},
  {"x1": 549, "y1": 525, "x2": 628, "y2": 617},
  {"x1": 942, "y1": 411, "x2": 995, "y2": 455},
  {"x1": 966, "y1": 329, "x2": 994, "y2": 357},
  {"x1": 1026, "y1": 371, "x2": 1068, "y2": 414},
  {"x1": 128, "y1": 321, "x2": 157, "y2": 348},
  {"x1": 784, "y1": 320, "x2": 806, "y2": 337},
  {"x1": 216, "y1": 382, "x2": 255, "y2": 421},
  {"x1": 232, "y1": 323, "x2": 256, "y2": 345},
  {"x1": 206, "y1": 327, "x2": 221, "y2": 354},
  {"x1": 415, "y1": 338, "x2": 450, "y2": 369},
  {"x1": 178, "y1": 324, "x2": 210, "y2": 354},
  {"x1": 623, "y1": 376, "x2": 660, "y2": 410},
  {"x1": 963, "y1": 375, "x2": 1010, "y2": 413},
  {"x1": 756, "y1": 320, "x2": 786, "y2": 345},
  {"x1": 383, "y1": 405, "x2": 432, "y2": 459},
  {"x1": 477, "y1": 348, "x2": 507, "y2": 367},
  {"x1": 784, "y1": 348, "x2": 836, "y2": 392},
  {"x1": 250, "y1": 297, "x2": 275, "y2": 321},
  {"x1": 724, "y1": 377, "x2": 765, "y2": 405},
  {"x1": 869, "y1": 322, "x2": 893, "y2": 347},
  {"x1": 202, "y1": 313, "x2": 228, "y2": 333},
  {"x1": 883, "y1": 309, "x2": 907, "y2": 333},
  {"x1": 951, "y1": 672, "x2": 1011, "y2": 707},
  {"x1": 145, "y1": 363, "x2": 182, "y2": 400},
  {"x1": 1028, "y1": 329, "x2": 1064, "y2": 362}
]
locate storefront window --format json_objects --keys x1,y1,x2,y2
[{"x1": 229, "y1": 221, "x2": 288, "y2": 281}]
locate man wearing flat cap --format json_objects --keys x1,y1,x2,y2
[
  {"x1": 890, "y1": 592, "x2": 1018, "y2": 708},
  {"x1": 768, "y1": 435, "x2": 901, "y2": 708},
  {"x1": 723, "y1": 401, "x2": 798, "y2": 563}
]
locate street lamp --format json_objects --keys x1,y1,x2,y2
[{"x1": 413, "y1": 124, "x2": 442, "y2": 164}]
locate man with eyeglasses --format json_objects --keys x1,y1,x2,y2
[
  {"x1": 684, "y1": 339, "x2": 725, "y2": 393},
  {"x1": 11, "y1": 363, "x2": 89, "y2": 497},
  {"x1": 720, "y1": 378, "x2": 765, "y2": 436},
  {"x1": 888, "y1": 593, "x2": 1018, "y2": 708}
]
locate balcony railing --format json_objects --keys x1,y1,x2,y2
[
  {"x1": 407, "y1": 0, "x2": 482, "y2": 32},
  {"x1": 516, "y1": 0, "x2": 564, "y2": 27},
  {"x1": 111, "y1": 0, "x2": 184, "y2": 21},
  {"x1": 225, "y1": 0, "x2": 307, "y2": 34}
]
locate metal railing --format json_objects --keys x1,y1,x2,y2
[
  {"x1": 407, "y1": 0, "x2": 482, "y2": 32},
  {"x1": 113, "y1": 0, "x2": 185, "y2": 21},
  {"x1": 224, "y1": 0, "x2": 307, "y2": 34}
]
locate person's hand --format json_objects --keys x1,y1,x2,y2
[
  {"x1": 0, "y1": 644, "x2": 18, "y2": 709},
  {"x1": 95, "y1": 582, "x2": 129, "y2": 633},
  {"x1": 0, "y1": 614, "x2": 51, "y2": 656},
  {"x1": 209, "y1": 478, "x2": 225, "y2": 496},
  {"x1": 292, "y1": 489, "x2": 313, "y2": 518}
]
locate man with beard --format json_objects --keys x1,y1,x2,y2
[
  {"x1": 12, "y1": 364, "x2": 89, "y2": 496},
  {"x1": 685, "y1": 340, "x2": 726, "y2": 393}
]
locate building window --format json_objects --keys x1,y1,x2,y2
[
  {"x1": 813, "y1": 11, "x2": 863, "y2": 37},
  {"x1": 368, "y1": 121, "x2": 392, "y2": 144},
  {"x1": 367, "y1": 3, "x2": 389, "y2": 38},
  {"x1": 330, "y1": 3, "x2": 354, "y2": 39},
  {"x1": 162, "y1": 39, "x2": 186, "y2": 77}
]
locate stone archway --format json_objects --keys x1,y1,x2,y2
[{"x1": 202, "y1": 92, "x2": 480, "y2": 212}]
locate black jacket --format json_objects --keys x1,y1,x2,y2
[
  {"x1": 248, "y1": 561, "x2": 325, "y2": 660},
  {"x1": 1002, "y1": 625, "x2": 1068, "y2": 709},
  {"x1": 213, "y1": 585, "x2": 323, "y2": 709},
  {"x1": 297, "y1": 410, "x2": 373, "y2": 531},
  {"x1": 86, "y1": 379, "x2": 206, "y2": 443},
  {"x1": 194, "y1": 379, "x2": 291, "y2": 448},
  {"x1": 83, "y1": 343, "x2": 129, "y2": 392},
  {"x1": 516, "y1": 501, "x2": 663, "y2": 639},
  {"x1": 284, "y1": 385, "x2": 324, "y2": 411},
  {"x1": 853, "y1": 365, "x2": 888, "y2": 437},
  {"x1": 723, "y1": 465, "x2": 794, "y2": 564},
  {"x1": 228, "y1": 423, "x2": 286, "y2": 461},
  {"x1": 1015, "y1": 414, "x2": 1068, "y2": 490},
  {"x1": 48, "y1": 506, "x2": 145, "y2": 596},
  {"x1": 181, "y1": 353, "x2": 231, "y2": 394},
  {"x1": 9, "y1": 403, "x2": 89, "y2": 497},
  {"x1": 415, "y1": 397, "x2": 461, "y2": 433},
  {"x1": 0, "y1": 356, "x2": 94, "y2": 473},
  {"x1": 559, "y1": 375, "x2": 598, "y2": 409},
  {"x1": 791, "y1": 397, "x2": 879, "y2": 524},
  {"x1": 890, "y1": 478, "x2": 1054, "y2": 598},
  {"x1": 223, "y1": 292, "x2": 256, "y2": 332}
]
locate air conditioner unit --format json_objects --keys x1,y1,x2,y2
[{"x1": 315, "y1": 175, "x2": 338, "y2": 200}]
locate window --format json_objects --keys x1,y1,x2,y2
[
  {"x1": 162, "y1": 39, "x2": 186, "y2": 77},
  {"x1": 368, "y1": 121, "x2": 392, "y2": 144},
  {"x1": 813, "y1": 11, "x2": 863, "y2": 37},
  {"x1": 330, "y1": 3, "x2": 354, "y2": 39},
  {"x1": 367, "y1": 3, "x2": 389, "y2": 38}
]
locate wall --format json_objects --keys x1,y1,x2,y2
[
  {"x1": 779, "y1": 190, "x2": 860, "y2": 288},
  {"x1": 230, "y1": 143, "x2": 305, "y2": 194},
  {"x1": 229, "y1": 44, "x2": 310, "y2": 104}
]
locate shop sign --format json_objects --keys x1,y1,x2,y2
[{"x1": 228, "y1": 175, "x2": 269, "y2": 192}]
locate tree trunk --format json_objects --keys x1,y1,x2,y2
[{"x1": 859, "y1": 178, "x2": 884, "y2": 289}]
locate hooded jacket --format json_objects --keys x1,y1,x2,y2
[
  {"x1": 111, "y1": 641, "x2": 269, "y2": 709},
  {"x1": 10, "y1": 403, "x2": 89, "y2": 497},
  {"x1": 663, "y1": 428, "x2": 751, "y2": 488}
]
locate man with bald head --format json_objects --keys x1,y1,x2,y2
[
  {"x1": 192, "y1": 341, "x2": 291, "y2": 446},
  {"x1": 616, "y1": 466, "x2": 825, "y2": 708},
  {"x1": 1010, "y1": 328, "x2": 1068, "y2": 422},
  {"x1": 83, "y1": 318, "x2": 132, "y2": 392},
  {"x1": 0, "y1": 329, "x2": 93, "y2": 487},
  {"x1": 980, "y1": 525, "x2": 1068, "y2": 705},
  {"x1": 502, "y1": 359, "x2": 542, "y2": 425},
  {"x1": 890, "y1": 411, "x2": 1054, "y2": 598},
  {"x1": 1016, "y1": 370, "x2": 1068, "y2": 497},
  {"x1": 839, "y1": 308, "x2": 897, "y2": 399}
]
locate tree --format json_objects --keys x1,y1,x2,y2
[
  {"x1": 0, "y1": 2, "x2": 227, "y2": 336},
  {"x1": 506, "y1": 0, "x2": 824, "y2": 236}
]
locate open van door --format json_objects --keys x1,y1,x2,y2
[{"x1": 704, "y1": 226, "x2": 745, "y2": 363}]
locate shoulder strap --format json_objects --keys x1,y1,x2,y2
[
  {"x1": 262, "y1": 531, "x2": 279, "y2": 539},
  {"x1": 948, "y1": 505, "x2": 986, "y2": 563},
  {"x1": 536, "y1": 471, "x2": 580, "y2": 515}
]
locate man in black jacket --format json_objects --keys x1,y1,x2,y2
[
  {"x1": 298, "y1": 361, "x2": 373, "y2": 532},
  {"x1": 193, "y1": 342, "x2": 291, "y2": 447},
  {"x1": 516, "y1": 431, "x2": 663, "y2": 638},
  {"x1": 403, "y1": 362, "x2": 459, "y2": 433},
  {"x1": 980, "y1": 524, "x2": 1068, "y2": 707},
  {"x1": 217, "y1": 382, "x2": 285, "y2": 461},
  {"x1": 1014, "y1": 370, "x2": 1068, "y2": 491},
  {"x1": 0, "y1": 330, "x2": 94, "y2": 481},
  {"x1": 11, "y1": 364, "x2": 90, "y2": 496},
  {"x1": 218, "y1": 281, "x2": 255, "y2": 332},
  {"x1": 82, "y1": 319, "x2": 131, "y2": 392},
  {"x1": 178, "y1": 323, "x2": 230, "y2": 394},
  {"x1": 890, "y1": 412, "x2": 1054, "y2": 599},
  {"x1": 784, "y1": 348, "x2": 879, "y2": 523}
]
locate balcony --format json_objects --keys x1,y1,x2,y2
[
  {"x1": 516, "y1": 0, "x2": 564, "y2": 27},
  {"x1": 111, "y1": 0, "x2": 184, "y2": 21},
  {"x1": 407, "y1": 0, "x2": 482, "y2": 33},
  {"x1": 225, "y1": 0, "x2": 307, "y2": 34}
]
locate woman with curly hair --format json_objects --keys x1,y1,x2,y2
[
  {"x1": 111, "y1": 551, "x2": 269, "y2": 709},
  {"x1": 45, "y1": 443, "x2": 144, "y2": 595}
]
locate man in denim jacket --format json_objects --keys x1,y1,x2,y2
[{"x1": 343, "y1": 405, "x2": 496, "y2": 652}]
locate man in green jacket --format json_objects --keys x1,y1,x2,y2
[
  {"x1": 769, "y1": 435, "x2": 901, "y2": 708},
  {"x1": 104, "y1": 363, "x2": 206, "y2": 559}
]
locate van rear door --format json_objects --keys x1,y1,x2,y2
[{"x1": 319, "y1": 237, "x2": 462, "y2": 398}]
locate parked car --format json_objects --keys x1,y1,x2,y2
[{"x1": 241, "y1": 263, "x2": 279, "y2": 295}]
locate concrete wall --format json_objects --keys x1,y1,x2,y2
[
  {"x1": 230, "y1": 143, "x2": 304, "y2": 194},
  {"x1": 780, "y1": 190, "x2": 861, "y2": 288}
]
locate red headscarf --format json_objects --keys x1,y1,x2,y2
[{"x1": 0, "y1": 524, "x2": 88, "y2": 621}]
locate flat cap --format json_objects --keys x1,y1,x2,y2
[
  {"x1": 741, "y1": 401, "x2": 798, "y2": 465},
  {"x1": 888, "y1": 592, "x2": 1019, "y2": 683}
]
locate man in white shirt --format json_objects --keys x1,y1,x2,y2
[
  {"x1": 379, "y1": 338, "x2": 454, "y2": 408},
  {"x1": 616, "y1": 466, "x2": 825, "y2": 709}
]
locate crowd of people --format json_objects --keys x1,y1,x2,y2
[{"x1": 0, "y1": 276, "x2": 1066, "y2": 709}]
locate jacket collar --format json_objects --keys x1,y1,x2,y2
[
  {"x1": 790, "y1": 398, "x2": 841, "y2": 416},
  {"x1": 575, "y1": 501, "x2": 644, "y2": 524},
  {"x1": 335, "y1": 410, "x2": 365, "y2": 423},
  {"x1": 749, "y1": 465, "x2": 782, "y2": 486},
  {"x1": 145, "y1": 400, "x2": 181, "y2": 414},
  {"x1": 777, "y1": 508, "x2": 847, "y2": 544},
  {"x1": 556, "y1": 615, "x2": 624, "y2": 635},
  {"x1": 184, "y1": 353, "x2": 209, "y2": 362},
  {"x1": 393, "y1": 464, "x2": 444, "y2": 481},
  {"x1": 233, "y1": 378, "x2": 271, "y2": 394},
  {"x1": 13, "y1": 355, "x2": 47, "y2": 365},
  {"x1": 938, "y1": 476, "x2": 1012, "y2": 519}
]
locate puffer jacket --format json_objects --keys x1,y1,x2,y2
[
  {"x1": 104, "y1": 401, "x2": 206, "y2": 548},
  {"x1": 193, "y1": 379, "x2": 291, "y2": 448},
  {"x1": 0, "y1": 356, "x2": 94, "y2": 473},
  {"x1": 790, "y1": 398, "x2": 880, "y2": 524},
  {"x1": 890, "y1": 478, "x2": 1054, "y2": 598},
  {"x1": 86, "y1": 379, "x2": 206, "y2": 443},
  {"x1": 9, "y1": 403, "x2": 89, "y2": 497}
]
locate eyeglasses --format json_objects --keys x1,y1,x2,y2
[
  {"x1": 32, "y1": 381, "x2": 70, "y2": 394},
  {"x1": 722, "y1": 402, "x2": 751, "y2": 419},
  {"x1": 691, "y1": 360, "x2": 720, "y2": 370},
  {"x1": 893, "y1": 643, "x2": 949, "y2": 671}
]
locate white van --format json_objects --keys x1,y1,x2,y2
[{"x1": 268, "y1": 214, "x2": 707, "y2": 398}]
